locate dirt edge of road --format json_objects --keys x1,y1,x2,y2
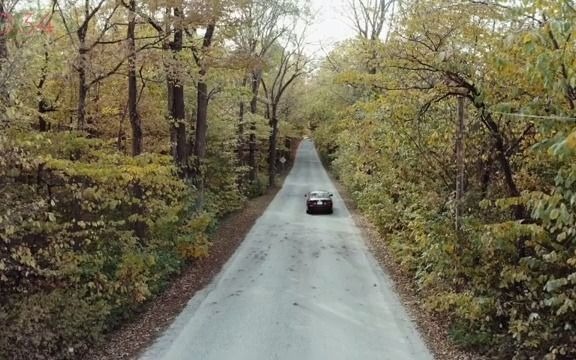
[
  {"x1": 88, "y1": 151, "x2": 299, "y2": 360},
  {"x1": 329, "y1": 173, "x2": 484, "y2": 360}
]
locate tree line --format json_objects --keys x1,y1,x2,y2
[
  {"x1": 0, "y1": 0, "x2": 308, "y2": 358},
  {"x1": 304, "y1": 0, "x2": 576, "y2": 359}
]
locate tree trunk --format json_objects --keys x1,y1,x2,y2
[
  {"x1": 467, "y1": 86, "x2": 525, "y2": 220},
  {"x1": 238, "y1": 101, "x2": 245, "y2": 156},
  {"x1": 237, "y1": 77, "x2": 248, "y2": 165},
  {"x1": 193, "y1": 74, "x2": 208, "y2": 207},
  {"x1": 481, "y1": 112, "x2": 527, "y2": 259},
  {"x1": 194, "y1": 77, "x2": 208, "y2": 164},
  {"x1": 171, "y1": 83, "x2": 186, "y2": 165},
  {"x1": 76, "y1": 23, "x2": 88, "y2": 130},
  {"x1": 191, "y1": 24, "x2": 215, "y2": 208},
  {"x1": 38, "y1": 100, "x2": 51, "y2": 132},
  {"x1": 480, "y1": 154, "x2": 494, "y2": 199},
  {"x1": 167, "y1": 77, "x2": 175, "y2": 158},
  {"x1": 160, "y1": 9, "x2": 176, "y2": 160},
  {"x1": 455, "y1": 96, "x2": 465, "y2": 234},
  {"x1": 268, "y1": 103, "x2": 279, "y2": 188},
  {"x1": 0, "y1": 0, "x2": 9, "y2": 126},
  {"x1": 169, "y1": 9, "x2": 187, "y2": 167},
  {"x1": 38, "y1": 46, "x2": 51, "y2": 132},
  {"x1": 463, "y1": 83, "x2": 527, "y2": 259},
  {"x1": 77, "y1": 52, "x2": 88, "y2": 130},
  {"x1": 248, "y1": 70, "x2": 261, "y2": 182},
  {"x1": 482, "y1": 113, "x2": 523, "y2": 210},
  {"x1": 127, "y1": 0, "x2": 142, "y2": 156},
  {"x1": 131, "y1": 181, "x2": 147, "y2": 242}
]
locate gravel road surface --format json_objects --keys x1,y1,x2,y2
[{"x1": 140, "y1": 140, "x2": 434, "y2": 360}]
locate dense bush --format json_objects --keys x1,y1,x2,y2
[
  {"x1": 314, "y1": 116, "x2": 576, "y2": 359},
  {"x1": 0, "y1": 131, "x2": 236, "y2": 358},
  {"x1": 303, "y1": 2, "x2": 576, "y2": 358}
]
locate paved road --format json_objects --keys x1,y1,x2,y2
[{"x1": 141, "y1": 140, "x2": 434, "y2": 360}]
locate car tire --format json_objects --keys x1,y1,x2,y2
[
  {"x1": 328, "y1": 208, "x2": 333, "y2": 214},
  {"x1": 306, "y1": 208, "x2": 311, "y2": 214}
]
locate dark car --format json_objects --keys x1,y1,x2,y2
[{"x1": 305, "y1": 190, "x2": 333, "y2": 214}]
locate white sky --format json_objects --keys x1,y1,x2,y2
[{"x1": 304, "y1": 0, "x2": 357, "y2": 58}]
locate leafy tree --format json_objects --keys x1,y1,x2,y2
[
  {"x1": 304, "y1": 0, "x2": 576, "y2": 358},
  {"x1": 232, "y1": 0, "x2": 302, "y2": 185},
  {"x1": 0, "y1": 0, "x2": 304, "y2": 357},
  {"x1": 262, "y1": 32, "x2": 308, "y2": 187}
]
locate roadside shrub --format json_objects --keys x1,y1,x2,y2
[
  {"x1": 448, "y1": 320, "x2": 494, "y2": 351},
  {"x1": 315, "y1": 117, "x2": 576, "y2": 359},
  {"x1": 0, "y1": 290, "x2": 109, "y2": 359},
  {"x1": 245, "y1": 174, "x2": 268, "y2": 198},
  {"x1": 0, "y1": 131, "x2": 220, "y2": 358}
]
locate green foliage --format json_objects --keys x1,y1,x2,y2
[
  {"x1": 304, "y1": 1, "x2": 576, "y2": 358},
  {"x1": 245, "y1": 173, "x2": 269, "y2": 198},
  {"x1": 449, "y1": 320, "x2": 495, "y2": 351},
  {"x1": 0, "y1": 290, "x2": 109, "y2": 359},
  {"x1": 0, "y1": 0, "x2": 304, "y2": 357},
  {"x1": 0, "y1": 132, "x2": 230, "y2": 358}
]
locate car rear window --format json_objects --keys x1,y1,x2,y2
[{"x1": 310, "y1": 191, "x2": 330, "y2": 197}]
